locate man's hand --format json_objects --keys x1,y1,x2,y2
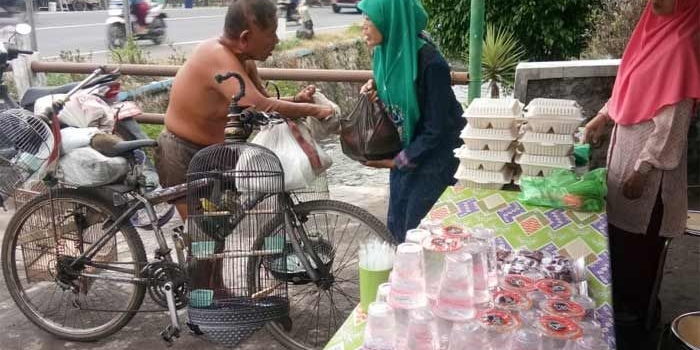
[
  {"x1": 293, "y1": 85, "x2": 316, "y2": 103},
  {"x1": 313, "y1": 106, "x2": 333, "y2": 119},
  {"x1": 583, "y1": 113, "x2": 610, "y2": 146},
  {"x1": 363, "y1": 159, "x2": 395, "y2": 169},
  {"x1": 360, "y1": 79, "x2": 378, "y2": 102},
  {"x1": 622, "y1": 170, "x2": 647, "y2": 200}
]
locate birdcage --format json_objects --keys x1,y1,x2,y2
[
  {"x1": 186, "y1": 142, "x2": 289, "y2": 347},
  {"x1": 0, "y1": 109, "x2": 55, "y2": 197},
  {"x1": 289, "y1": 171, "x2": 330, "y2": 203}
]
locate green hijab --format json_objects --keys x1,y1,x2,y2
[{"x1": 357, "y1": 0, "x2": 428, "y2": 146}]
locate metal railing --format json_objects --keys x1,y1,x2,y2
[{"x1": 30, "y1": 61, "x2": 470, "y2": 124}]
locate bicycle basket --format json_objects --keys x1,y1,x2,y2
[
  {"x1": 186, "y1": 142, "x2": 289, "y2": 346},
  {"x1": 0, "y1": 109, "x2": 54, "y2": 196}
]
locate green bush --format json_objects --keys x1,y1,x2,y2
[
  {"x1": 422, "y1": 0, "x2": 604, "y2": 61},
  {"x1": 584, "y1": 0, "x2": 646, "y2": 58}
]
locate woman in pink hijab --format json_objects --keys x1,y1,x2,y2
[{"x1": 584, "y1": 0, "x2": 699, "y2": 343}]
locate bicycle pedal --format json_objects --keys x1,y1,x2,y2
[{"x1": 186, "y1": 322, "x2": 204, "y2": 335}]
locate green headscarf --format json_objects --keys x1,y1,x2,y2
[{"x1": 357, "y1": 0, "x2": 428, "y2": 146}]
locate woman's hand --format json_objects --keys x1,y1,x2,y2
[
  {"x1": 363, "y1": 159, "x2": 395, "y2": 169},
  {"x1": 293, "y1": 85, "x2": 316, "y2": 103},
  {"x1": 360, "y1": 79, "x2": 378, "y2": 102},
  {"x1": 622, "y1": 170, "x2": 647, "y2": 200},
  {"x1": 583, "y1": 112, "x2": 610, "y2": 145}
]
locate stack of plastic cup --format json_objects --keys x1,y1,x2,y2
[
  {"x1": 398, "y1": 309, "x2": 440, "y2": 350},
  {"x1": 508, "y1": 328, "x2": 541, "y2": 350},
  {"x1": 441, "y1": 225, "x2": 471, "y2": 243},
  {"x1": 432, "y1": 252, "x2": 476, "y2": 321},
  {"x1": 363, "y1": 302, "x2": 396, "y2": 350},
  {"x1": 435, "y1": 317, "x2": 453, "y2": 350},
  {"x1": 448, "y1": 321, "x2": 491, "y2": 350},
  {"x1": 471, "y1": 228, "x2": 499, "y2": 289},
  {"x1": 406, "y1": 229, "x2": 432, "y2": 245},
  {"x1": 422, "y1": 236, "x2": 463, "y2": 300},
  {"x1": 419, "y1": 218, "x2": 443, "y2": 235},
  {"x1": 388, "y1": 243, "x2": 428, "y2": 310},
  {"x1": 462, "y1": 243, "x2": 491, "y2": 304}
]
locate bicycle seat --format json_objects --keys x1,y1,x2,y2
[
  {"x1": 95, "y1": 139, "x2": 158, "y2": 158},
  {"x1": 20, "y1": 82, "x2": 80, "y2": 108}
]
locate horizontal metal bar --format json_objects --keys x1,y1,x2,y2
[{"x1": 30, "y1": 61, "x2": 469, "y2": 84}]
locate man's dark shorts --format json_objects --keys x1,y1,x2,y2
[{"x1": 155, "y1": 130, "x2": 205, "y2": 190}]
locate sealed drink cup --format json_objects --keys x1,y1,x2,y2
[
  {"x1": 406, "y1": 229, "x2": 431, "y2": 245},
  {"x1": 541, "y1": 299, "x2": 586, "y2": 320},
  {"x1": 502, "y1": 274, "x2": 537, "y2": 294},
  {"x1": 441, "y1": 225, "x2": 471, "y2": 242},
  {"x1": 537, "y1": 315, "x2": 583, "y2": 349},
  {"x1": 419, "y1": 218, "x2": 443, "y2": 235},
  {"x1": 422, "y1": 236, "x2": 463, "y2": 300},
  {"x1": 494, "y1": 290, "x2": 533, "y2": 313},
  {"x1": 477, "y1": 308, "x2": 522, "y2": 334},
  {"x1": 536, "y1": 279, "x2": 575, "y2": 300}
]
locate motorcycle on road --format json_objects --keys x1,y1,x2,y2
[{"x1": 106, "y1": 0, "x2": 167, "y2": 49}]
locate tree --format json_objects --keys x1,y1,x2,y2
[
  {"x1": 422, "y1": 0, "x2": 604, "y2": 61},
  {"x1": 470, "y1": 24, "x2": 525, "y2": 98}
]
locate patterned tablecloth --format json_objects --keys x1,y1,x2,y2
[{"x1": 324, "y1": 188, "x2": 616, "y2": 350}]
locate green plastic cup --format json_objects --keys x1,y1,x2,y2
[{"x1": 359, "y1": 266, "x2": 392, "y2": 313}]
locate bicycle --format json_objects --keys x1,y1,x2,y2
[{"x1": 1, "y1": 70, "x2": 395, "y2": 349}]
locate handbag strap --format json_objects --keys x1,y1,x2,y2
[{"x1": 286, "y1": 120, "x2": 323, "y2": 174}]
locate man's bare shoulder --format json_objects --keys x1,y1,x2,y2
[{"x1": 189, "y1": 38, "x2": 241, "y2": 68}]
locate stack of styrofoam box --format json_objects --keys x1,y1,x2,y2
[
  {"x1": 516, "y1": 98, "x2": 583, "y2": 177},
  {"x1": 454, "y1": 98, "x2": 520, "y2": 189}
]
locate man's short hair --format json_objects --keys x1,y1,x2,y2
[{"x1": 224, "y1": 0, "x2": 277, "y2": 38}]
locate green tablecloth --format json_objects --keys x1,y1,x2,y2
[{"x1": 324, "y1": 187, "x2": 615, "y2": 350}]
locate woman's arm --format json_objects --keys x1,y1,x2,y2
[{"x1": 634, "y1": 99, "x2": 694, "y2": 173}]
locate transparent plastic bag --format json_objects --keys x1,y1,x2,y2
[
  {"x1": 518, "y1": 168, "x2": 607, "y2": 212},
  {"x1": 57, "y1": 147, "x2": 129, "y2": 187}
]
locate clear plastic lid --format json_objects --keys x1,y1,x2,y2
[
  {"x1": 494, "y1": 290, "x2": 533, "y2": 311},
  {"x1": 440, "y1": 225, "x2": 471, "y2": 241},
  {"x1": 537, "y1": 315, "x2": 583, "y2": 340},
  {"x1": 535, "y1": 279, "x2": 575, "y2": 300},
  {"x1": 422, "y1": 235, "x2": 464, "y2": 252},
  {"x1": 541, "y1": 299, "x2": 586, "y2": 319},
  {"x1": 501, "y1": 274, "x2": 537, "y2": 293}
]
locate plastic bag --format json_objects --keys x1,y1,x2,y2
[
  {"x1": 60, "y1": 127, "x2": 102, "y2": 153},
  {"x1": 299, "y1": 92, "x2": 341, "y2": 141},
  {"x1": 34, "y1": 92, "x2": 115, "y2": 132},
  {"x1": 249, "y1": 121, "x2": 317, "y2": 191},
  {"x1": 518, "y1": 168, "x2": 607, "y2": 212},
  {"x1": 340, "y1": 94, "x2": 402, "y2": 162},
  {"x1": 57, "y1": 147, "x2": 129, "y2": 187}
]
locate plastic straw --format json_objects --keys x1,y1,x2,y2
[{"x1": 359, "y1": 238, "x2": 395, "y2": 271}]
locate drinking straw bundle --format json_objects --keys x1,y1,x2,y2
[{"x1": 359, "y1": 239, "x2": 395, "y2": 271}]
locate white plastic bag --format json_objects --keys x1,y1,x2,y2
[
  {"x1": 300, "y1": 91, "x2": 342, "y2": 141},
  {"x1": 60, "y1": 127, "x2": 102, "y2": 153},
  {"x1": 57, "y1": 147, "x2": 128, "y2": 187},
  {"x1": 250, "y1": 121, "x2": 316, "y2": 191},
  {"x1": 35, "y1": 92, "x2": 115, "y2": 132}
]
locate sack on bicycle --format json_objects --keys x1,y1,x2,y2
[
  {"x1": 57, "y1": 146, "x2": 129, "y2": 187},
  {"x1": 339, "y1": 93, "x2": 401, "y2": 162},
  {"x1": 245, "y1": 120, "x2": 331, "y2": 191}
]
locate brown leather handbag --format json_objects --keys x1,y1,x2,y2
[{"x1": 340, "y1": 93, "x2": 402, "y2": 162}]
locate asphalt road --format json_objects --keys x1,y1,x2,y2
[{"x1": 33, "y1": 6, "x2": 361, "y2": 60}]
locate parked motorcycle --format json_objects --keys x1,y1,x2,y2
[{"x1": 106, "y1": 0, "x2": 167, "y2": 49}]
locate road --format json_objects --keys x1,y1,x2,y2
[{"x1": 33, "y1": 6, "x2": 362, "y2": 61}]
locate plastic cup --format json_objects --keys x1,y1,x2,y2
[
  {"x1": 432, "y1": 252, "x2": 475, "y2": 321},
  {"x1": 189, "y1": 289, "x2": 214, "y2": 308},
  {"x1": 360, "y1": 266, "x2": 392, "y2": 312},
  {"x1": 477, "y1": 308, "x2": 522, "y2": 334},
  {"x1": 501, "y1": 274, "x2": 537, "y2": 294},
  {"x1": 422, "y1": 236, "x2": 463, "y2": 300},
  {"x1": 191, "y1": 241, "x2": 215, "y2": 258},
  {"x1": 435, "y1": 317, "x2": 453, "y2": 350},
  {"x1": 419, "y1": 218, "x2": 443, "y2": 236},
  {"x1": 400, "y1": 309, "x2": 440, "y2": 350},
  {"x1": 376, "y1": 282, "x2": 391, "y2": 303},
  {"x1": 406, "y1": 229, "x2": 431, "y2": 245},
  {"x1": 462, "y1": 243, "x2": 490, "y2": 304},
  {"x1": 535, "y1": 279, "x2": 575, "y2": 300},
  {"x1": 448, "y1": 320, "x2": 491, "y2": 350},
  {"x1": 471, "y1": 228, "x2": 499, "y2": 289},
  {"x1": 541, "y1": 299, "x2": 586, "y2": 320},
  {"x1": 494, "y1": 290, "x2": 533, "y2": 313},
  {"x1": 441, "y1": 225, "x2": 471, "y2": 242},
  {"x1": 571, "y1": 294, "x2": 597, "y2": 321},
  {"x1": 508, "y1": 328, "x2": 541, "y2": 350},
  {"x1": 364, "y1": 302, "x2": 396, "y2": 350},
  {"x1": 388, "y1": 243, "x2": 427, "y2": 310},
  {"x1": 537, "y1": 315, "x2": 583, "y2": 349}
]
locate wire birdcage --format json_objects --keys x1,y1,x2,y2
[
  {"x1": 289, "y1": 171, "x2": 330, "y2": 204},
  {"x1": 186, "y1": 142, "x2": 289, "y2": 347},
  {"x1": 0, "y1": 109, "x2": 55, "y2": 197}
]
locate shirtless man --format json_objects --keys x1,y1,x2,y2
[{"x1": 156, "y1": 0, "x2": 332, "y2": 219}]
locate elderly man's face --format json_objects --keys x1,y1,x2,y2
[{"x1": 651, "y1": 0, "x2": 676, "y2": 15}]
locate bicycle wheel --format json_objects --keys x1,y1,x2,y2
[
  {"x1": 1, "y1": 188, "x2": 147, "y2": 341},
  {"x1": 247, "y1": 200, "x2": 395, "y2": 350}
]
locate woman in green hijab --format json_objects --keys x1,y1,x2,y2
[{"x1": 358, "y1": 0, "x2": 466, "y2": 241}]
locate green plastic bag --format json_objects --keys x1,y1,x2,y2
[{"x1": 518, "y1": 168, "x2": 607, "y2": 212}]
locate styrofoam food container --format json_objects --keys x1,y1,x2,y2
[
  {"x1": 460, "y1": 125, "x2": 517, "y2": 151},
  {"x1": 527, "y1": 98, "x2": 580, "y2": 108},
  {"x1": 524, "y1": 105, "x2": 584, "y2": 134},
  {"x1": 464, "y1": 98, "x2": 522, "y2": 129},
  {"x1": 520, "y1": 132, "x2": 575, "y2": 157},
  {"x1": 454, "y1": 165, "x2": 513, "y2": 190},
  {"x1": 454, "y1": 146, "x2": 515, "y2": 171},
  {"x1": 515, "y1": 154, "x2": 575, "y2": 177}
]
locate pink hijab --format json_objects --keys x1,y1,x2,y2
[{"x1": 608, "y1": 0, "x2": 700, "y2": 126}]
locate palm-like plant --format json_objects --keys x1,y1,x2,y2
[{"x1": 467, "y1": 24, "x2": 526, "y2": 98}]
